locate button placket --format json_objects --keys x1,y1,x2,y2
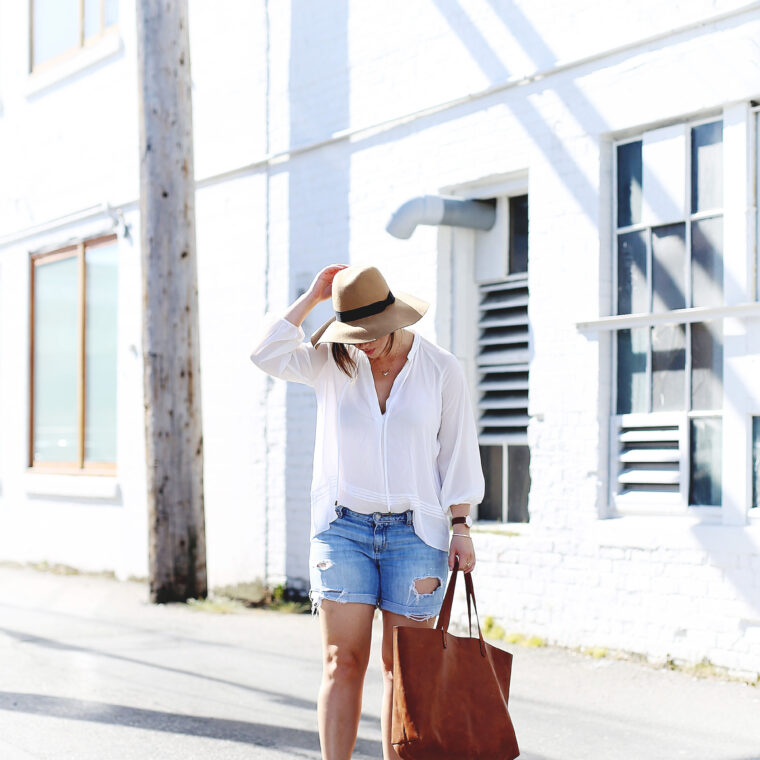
[{"x1": 358, "y1": 333, "x2": 420, "y2": 516}]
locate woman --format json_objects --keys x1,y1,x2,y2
[{"x1": 250, "y1": 263, "x2": 485, "y2": 760}]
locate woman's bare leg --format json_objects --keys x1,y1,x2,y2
[
  {"x1": 317, "y1": 599, "x2": 376, "y2": 760},
  {"x1": 380, "y1": 609, "x2": 437, "y2": 760}
]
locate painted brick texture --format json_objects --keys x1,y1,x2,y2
[{"x1": 1, "y1": 0, "x2": 759, "y2": 676}]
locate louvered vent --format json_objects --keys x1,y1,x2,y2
[
  {"x1": 614, "y1": 415, "x2": 683, "y2": 507},
  {"x1": 477, "y1": 277, "x2": 529, "y2": 445}
]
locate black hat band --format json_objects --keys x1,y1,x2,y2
[{"x1": 335, "y1": 291, "x2": 395, "y2": 323}]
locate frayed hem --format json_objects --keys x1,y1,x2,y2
[
  {"x1": 403, "y1": 611, "x2": 438, "y2": 622},
  {"x1": 308, "y1": 589, "x2": 349, "y2": 616},
  {"x1": 379, "y1": 602, "x2": 440, "y2": 622}
]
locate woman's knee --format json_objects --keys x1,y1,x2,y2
[{"x1": 323, "y1": 644, "x2": 369, "y2": 683}]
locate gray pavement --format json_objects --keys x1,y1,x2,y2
[{"x1": 0, "y1": 565, "x2": 758, "y2": 760}]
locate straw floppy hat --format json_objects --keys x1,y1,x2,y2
[{"x1": 310, "y1": 265, "x2": 429, "y2": 347}]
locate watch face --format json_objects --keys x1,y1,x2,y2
[{"x1": 465, "y1": 516, "x2": 473, "y2": 527}]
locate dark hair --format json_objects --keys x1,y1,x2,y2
[{"x1": 331, "y1": 331, "x2": 396, "y2": 378}]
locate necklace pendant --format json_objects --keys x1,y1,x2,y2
[{"x1": 382, "y1": 369, "x2": 390, "y2": 376}]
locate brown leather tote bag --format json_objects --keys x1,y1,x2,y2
[{"x1": 391, "y1": 560, "x2": 520, "y2": 759}]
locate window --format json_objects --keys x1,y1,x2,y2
[
  {"x1": 477, "y1": 194, "x2": 530, "y2": 522},
  {"x1": 30, "y1": 237, "x2": 119, "y2": 472},
  {"x1": 612, "y1": 120, "x2": 723, "y2": 511},
  {"x1": 30, "y1": 0, "x2": 118, "y2": 71}
]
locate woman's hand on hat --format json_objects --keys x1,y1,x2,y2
[
  {"x1": 449, "y1": 534, "x2": 475, "y2": 573},
  {"x1": 309, "y1": 264, "x2": 348, "y2": 303}
]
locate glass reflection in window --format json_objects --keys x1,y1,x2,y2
[
  {"x1": 689, "y1": 417, "x2": 722, "y2": 506},
  {"x1": 691, "y1": 121, "x2": 723, "y2": 214},
  {"x1": 617, "y1": 328, "x2": 648, "y2": 414},
  {"x1": 617, "y1": 230, "x2": 648, "y2": 315},
  {"x1": 691, "y1": 322, "x2": 722, "y2": 412},
  {"x1": 651, "y1": 324, "x2": 685, "y2": 412},
  {"x1": 33, "y1": 255, "x2": 79, "y2": 462},
  {"x1": 617, "y1": 141, "x2": 642, "y2": 229},
  {"x1": 652, "y1": 224, "x2": 686, "y2": 313}
]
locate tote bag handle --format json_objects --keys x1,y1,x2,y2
[{"x1": 435, "y1": 558, "x2": 487, "y2": 656}]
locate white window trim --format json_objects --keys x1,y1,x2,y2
[
  {"x1": 471, "y1": 521, "x2": 531, "y2": 538},
  {"x1": 752, "y1": 105, "x2": 760, "y2": 302},
  {"x1": 577, "y1": 301, "x2": 760, "y2": 331},
  {"x1": 25, "y1": 29, "x2": 123, "y2": 99},
  {"x1": 23, "y1": 472, "x2": 120, "y2": 500},
  {"x1": 593, "y1": 513, "x2": 760, "y2": 551}
]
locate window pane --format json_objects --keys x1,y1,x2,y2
[
  {"x1": 691, "y1": 217, "x2": 723, "y2": 308},
  {"x1": 753, "y1": 417, "x2": 760, "y2": 509},
  {"x1": 617, "y1": 230, "x2": 648, "y2": 314},
  {"x1": 104, "y1": 0, "x2": 119, "y2": 27},
  {"x1": 84, "y1": 0, "x2": 101, "y2": 39},
  {"x1": 689, "y1": 417, "x2": 722, "y2": 506},
  {"x1": 617, "y1": 328, "x2": 647, "y2": 414},
  {"x1": 507, "y1": 445, "x2": 530, "y2": 523},
  {"x1": 651, "y1": 324, "x2": 685, "y2": 412},
  {"x1": 652, "y1": 224, "x2": 686, "y2": 312},
  {"x1": 691, "y1": 322, "x2": 722, "y2": 411},
  {"x1": 33, "y1": 256, "x2": 79, "y2": 463},
  {"x1": 691, "y1": 121, "x2": 723, "y2": 213},
  {"x1": 478, "y1": 445, "x2": 503, "y2": 521},
  {"x1": 33, "y1": 0, "x2": 79, "y2": 68},
  {"x1": 508, "y1": 195, "x2": 528, "y2": 274},
  {"x1": 617, "y1": 141, "x2": 642, "y2": 228},
  {"x1": 85, "y1": 242, "x2": 119, "y2": 463}
]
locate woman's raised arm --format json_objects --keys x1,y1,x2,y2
[
  {"x1": 284, "y1": 264, "x2": 346, "y2": 327},
  {"x1": 249, "y1": 264, "x2": 347, "y2": 387}
]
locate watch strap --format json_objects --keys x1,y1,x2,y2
[{"x1": 451, "y1": 516, "x2": 468, "y2": 526}]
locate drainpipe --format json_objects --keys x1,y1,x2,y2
[{"x1": 386, "y1": 195, "x2": 496, "y2": 239}]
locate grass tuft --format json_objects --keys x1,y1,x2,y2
[
  {"x1": 186, "y1": 596, "x2": 247, "y2": 614},
  {"x1": 481, "y1": 617, "x2": 545, "y2": 648},
  {"x1": 195, "y1": 580, "x2": 310, "y2": 614}
]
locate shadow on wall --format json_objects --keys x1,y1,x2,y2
[
  {"x1": 283, "y1": 0, "x2": 350, "y2": 588},
  {"x1": 269, "y1": 0, "x2": 760, "y2": 607},
  {"x1": 430, "y1": 0, "x2": 760, "y2": 613}
]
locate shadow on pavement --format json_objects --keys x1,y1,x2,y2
[
  {"x1": 0, "y1": 691, "x2": 381, "y2": 758},
  {"x1": 0, "y1": 625, "x2": 382, "y2": 725},
  {"x1": 0, "y1": 599, "x2": 312, "y2": 659}
]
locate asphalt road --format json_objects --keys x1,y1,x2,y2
[{"x1": 0, "y1": 566, "x2": 758, "y2": 760}]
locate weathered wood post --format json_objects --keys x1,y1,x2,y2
[{"x1": 136, "y1": 0, "x2": 207, "y2": 602}]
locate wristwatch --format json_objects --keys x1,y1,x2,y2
[{"x1": 451, "y1": 515, "x2": 472, "y2": 528}]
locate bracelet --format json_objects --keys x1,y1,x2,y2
[{"x1": 450, "y1": 532, "x2": 472, "y2": 540}]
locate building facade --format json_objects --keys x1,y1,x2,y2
[{"x1": 0, "y1": 1, "x2": 758, "y2": 677}]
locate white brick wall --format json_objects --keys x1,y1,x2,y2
[{"x1": 1, "y1": 0, "x2": 759, "y2": 675}]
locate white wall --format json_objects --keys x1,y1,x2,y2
[
  {"x1": 0, "y1": 0, "x2": 145, "y2": 579},
  {"x1": 0, "y1": 0, "x2": 758, "y2": 674},
  {"x1": 268, "y1": 0, "x2": 760, "y2": 675}
]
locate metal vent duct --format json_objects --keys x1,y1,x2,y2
[{"x1": 386, "y1": 195, "x2": 496, "y2": 239}]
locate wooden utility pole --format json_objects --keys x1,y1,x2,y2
[{"x1": 136, "y1": 0, "x2": 207, "y2": 603}]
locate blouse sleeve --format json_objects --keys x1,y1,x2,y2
[
  {"x1": 249, "y1": 314, "x2": 330, "y2": 387},
  {"x1": 437, "y1": 356, "x2": 485, "y2": 513}
]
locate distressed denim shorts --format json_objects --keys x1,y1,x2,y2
[{"x1": 309, "y1": 505, "x2": 449, "y2": 621}]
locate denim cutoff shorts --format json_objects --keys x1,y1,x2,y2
[{"x1": 309, "y1": 505, "x2": 449, "y2": 621}]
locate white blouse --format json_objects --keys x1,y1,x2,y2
[{"x1": 249, "y1": 316, "x2": 485, "y2": 552}]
